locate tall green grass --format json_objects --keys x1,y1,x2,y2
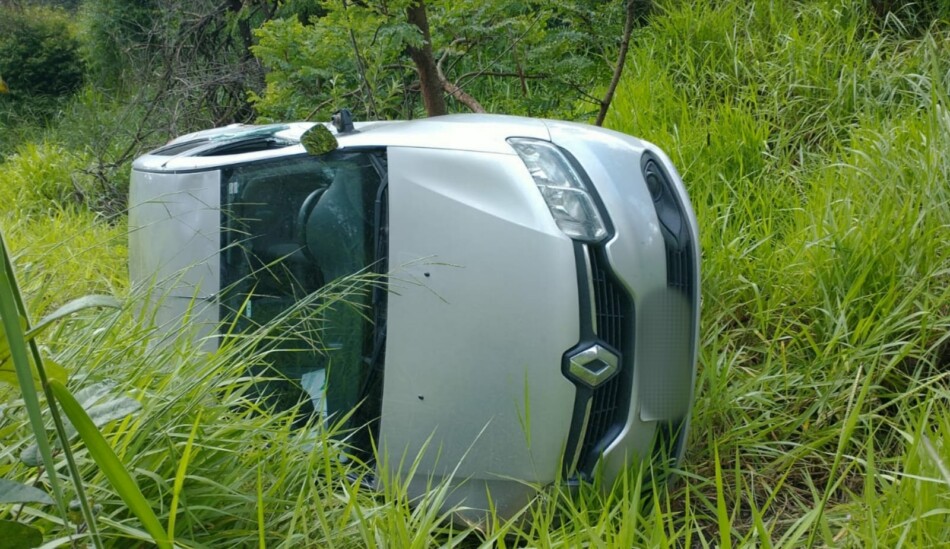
[
  {"x1": 605, "y1": 0, "x2": 950, "y2": 545},
  {"x1": 0, "y1": 139, "x2": 127, "y2": 315}
]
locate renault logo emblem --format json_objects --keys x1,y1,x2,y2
[{"x1": 567, "y1": 344, "x2": 619, "y2": 388}]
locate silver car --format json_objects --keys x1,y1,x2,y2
[{"x1": 129, "y1": 113, "x2": 700, "y2": 520}]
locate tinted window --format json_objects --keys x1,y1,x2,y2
[{"x1": 219, "y1": 151, "x2": 385, "y2": 426}]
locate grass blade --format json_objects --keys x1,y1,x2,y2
[
  {"x1": 0, "y1": 234, "x2": 69, "y2": 517},
  {"x1": 48, "y1": 379, "x2": 171, "y2": 549},
  {"x1": 257, "y1": 463, "x2": 266, "y2": 549},
  {"x1": 168, "y1": 410, "x2": 202, "y2": 544},
  {"x1": 26, "y1": 295, "x2": 121, "y2": 341},
  {"x1": 714, "y1": 443, "x2": 732, "y2": 549}
]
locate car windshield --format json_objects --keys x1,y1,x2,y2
[{"x1": 218, "y1": 150, "x2": 386, "y2": 427}]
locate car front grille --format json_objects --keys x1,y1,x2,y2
[
  {"x1": 565, "y1": 152, "x2": 697, "y2": 478},
  {"x1": 591, "y1": 250, "x2": 624, "y2": 347},
  {"x1": 577, "y1": 249, "x2": 633, "y2": 472}
]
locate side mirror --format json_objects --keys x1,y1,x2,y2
[{"x1": 301, "y1": 125, "x2": 338, "y2": 156}]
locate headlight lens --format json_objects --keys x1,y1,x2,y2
[{"x1": 508, "y1": 138, "x2": 608, "y2": 242}]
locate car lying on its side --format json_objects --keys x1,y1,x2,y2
[{"x1": 129, "y1": 113, "x2": 700, "y2": 520}]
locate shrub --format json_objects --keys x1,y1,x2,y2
[
  {"x1": 78, "y1": 0, "x2": 158, "y2": 87},
  {"x1": 0, "y1": 6, "x2": 84, "y2": 102}
]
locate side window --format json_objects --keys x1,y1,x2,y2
[
  {"x1": 225, "y1": 158, "x2": 331, "y2": 301},
  {"x1": 219, "y1": 152, "x2": 384, "y2": 425}
]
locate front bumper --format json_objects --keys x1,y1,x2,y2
[{"x1": 547, "y1": 122, "x2": 701, "y2": 484}]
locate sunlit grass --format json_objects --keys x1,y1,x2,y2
[
  {"x1": 0, "y1": 139, "x2": 127, "y2": 316},
  {"x1": 605, "y1": 0, "x2": 950, "y2": 545},
  {"x1": 0, "y1": 209, "x2": 126, "y2": 316}
]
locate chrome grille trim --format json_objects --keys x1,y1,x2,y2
[{"x1": 576, "y1": 248, "x2": 633, "y2": 473}]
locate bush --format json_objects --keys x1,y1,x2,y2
[
  {"x1": 0, "y1": 88, "x2": 141, "y2": 218},
  {"x1": 0, "y1": 7, "x2": 84, "y2": 101},
  {"x1": 78, "y1": 0, "x2": 158, "y2": 87}
]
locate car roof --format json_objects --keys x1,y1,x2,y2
[{"x1": 133, "y1": 114, "x2": 553, "y2": 173}]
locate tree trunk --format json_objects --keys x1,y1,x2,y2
[{"x1": 406, "y1": 0, "x2": 447, "y2": 117}]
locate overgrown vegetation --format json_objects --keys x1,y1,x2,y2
[
  {"x1": 606, "y1": 2, "x2": 950, "y2": 545},
  {"x1": 0, "y1": 0, "x2": 948, "y2": 547},
  {"x1": 249, "y1": 0, "x2": 636, "y2": 121},
  {"x1": 0, "y1": 6, "x2": 84, "y2": 116}
]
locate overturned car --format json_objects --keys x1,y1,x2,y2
[{"x1": 129, "y1": 113, "x2": 700, "y2": 519}]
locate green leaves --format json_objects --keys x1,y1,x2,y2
[
  {"x1": 0, "y1": 520, "x2": 43, "y2": 549},
  {"x1": 0, "y1": 232, "x2": 69, "y2": 522},
  {"x1": 0, "y1": 479, "x2": 54, "y2": 505},
  {"x1": 62, "y1": 383, "x2": 142, "y2": 440},
  {"x1": 1, "y1": 229, "x2": 163, "y2": 548},
  {"x1": 251, "y1": 8, "x2": 411, "y2": 122},
  {"x1": 18, "y1": 382, "x2": 143, "y2": 466},
  {"x1": 31, "y1": 295, "x2": 122, "y2": 335},
  {"x1": 0, "y1": 480, "x2": 53, "y2": 547},
  {"x1": 301, "y1": 124, "x2": 339, "y2": 155},
  {"x1": 0, "y1": 295, "x2": 118, "y2": 390},
  {"x1": 250, "y1": 0, "x2": 627, "y2": 120},
  {"x1": 0, "y1": 315, "x2": 29, "y2": 387}
]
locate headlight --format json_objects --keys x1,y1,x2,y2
[{"x1": 508, "y1": 138, "x2": 608, "y2": 243}]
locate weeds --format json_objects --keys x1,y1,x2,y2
[{"x1": 605, "y1": 0, "x2": 950, "y2": 545}]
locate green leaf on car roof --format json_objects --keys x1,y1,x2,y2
[{"x1": 301, "y1": 124, "x2": 338, "y2": 156}]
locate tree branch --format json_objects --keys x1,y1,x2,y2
[
  {"x1": 595, "y1": 0, "x2": 639, "y2": 126},
  {"x1": 436, "y1": 62, "x2": 486, "y2": 113},
  {"x1": 454, "y1": 13, "x2": 543, "y2": 90}
]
